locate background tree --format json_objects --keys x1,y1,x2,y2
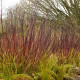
[{"x1": 25, "y1": 0, "x2": 80, "y2": 32}]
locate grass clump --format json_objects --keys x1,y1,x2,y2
[{"x1": 12, "y1": 74, "x2": 33, "y2": 80}]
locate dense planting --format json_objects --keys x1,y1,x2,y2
[{"x1": 0, "y1": 0, "x2": 80, "y2": 80}]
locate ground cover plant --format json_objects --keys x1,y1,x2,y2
[{"x1": 0, "y1": 0, "x2": 80, "y2": 80}]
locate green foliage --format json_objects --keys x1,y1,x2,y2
[
  {"x1": 0, "y1": 54, "x2": 16, "y2": 80},
  {"x1": 34, "y1": 54, "x2": 78, "y2": 80},
  {"x1": 12, "y1": 74, "x2": 33, "y2": 80},
  {"x1": 74, "y1": 53, "x2": 80, "y2": 67},
  {"x1": 34, "y1": 54, "x2": 58, "y2": 80},
  {"x1": 1, "y1": 52, "x2": 80, "y2": 80}
]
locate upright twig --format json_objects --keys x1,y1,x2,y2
[{"x1": 1, "y1": 0, "x2": 3, "y2": 33}]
